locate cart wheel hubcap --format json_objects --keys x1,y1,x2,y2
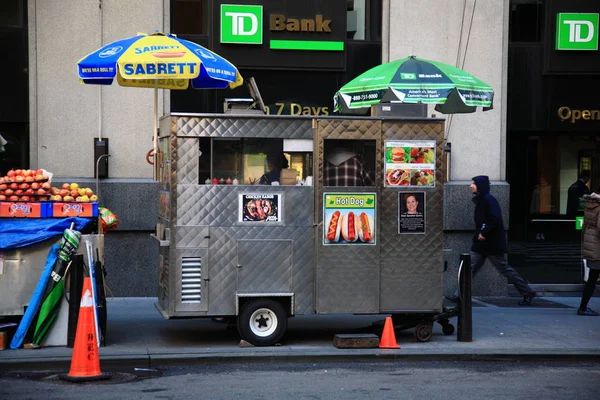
[{"x1": 249, "y1": 308, "x2": 278, "y2": 337}]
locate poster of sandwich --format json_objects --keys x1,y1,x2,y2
[
  {"x1": 384, "y1": 140, "x2": 436, "y2": 187},
  {"x1": 323, "y1": 193, "x2": 376, "y2": 245}
]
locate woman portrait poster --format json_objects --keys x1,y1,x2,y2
[{"x1": 399, "y1": 192, "x2": 426, "y2": 234}]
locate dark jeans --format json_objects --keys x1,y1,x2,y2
[
  {"x1": 580, "y1": 269, "x2": 600, "y2": 310},
  {"x1": 454, "y1": 252, "x2": 535, "y2": 297}
]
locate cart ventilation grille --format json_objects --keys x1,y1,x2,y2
[{"x1": 181, "y1": 257, "x2": 202, "y2": 303}]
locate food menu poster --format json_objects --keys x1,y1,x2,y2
[
  {"x1": 384, "y1": 140, "x2": 436, "y2": 187},
  {"x1": 323, "y1": 193, "x2": 376, "y2": 245},
  {"x1": 398, "y1": 192, "x2": 426, "y2": 234},
  {"x1": 240, "y1": 194, "x2": 281, "y2": 222}
]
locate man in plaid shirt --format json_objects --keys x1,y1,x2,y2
[{"x1": 324, "y1": 147, "x2": 373, "y2": 186}]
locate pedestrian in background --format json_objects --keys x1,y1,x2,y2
[
  {"x1": 579, "y1": 190, "x2": 600, "y2": 316},
  {"x1": 567, "y1": 170, "x2": 591, "y2": 218},
  {"x1": 447, "y1": 175, "x2": 537, "y2": 305}
]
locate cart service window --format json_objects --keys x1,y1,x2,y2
[
  {"x1": 323, "y1": 139, "x2": 376, "y2": 186},
  {"x1": 200, "y1": 138, "x2": 313, "y2": 186}
]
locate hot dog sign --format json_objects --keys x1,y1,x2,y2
[{"x1": 323, "y1": 193, "x2": 376, "y2": 245}]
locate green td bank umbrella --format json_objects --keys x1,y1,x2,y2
[{"x1": 334, "y1": 56, "x2": 494, "y2": 114}]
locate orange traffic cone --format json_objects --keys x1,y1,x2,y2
[
  {"x1": 59, "y1": 277, "x2": 110, "y2": 382},
  {"x1": 379, "y1": 317, "x2": 400, "y2": 349}
]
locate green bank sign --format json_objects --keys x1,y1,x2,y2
[
  {"x1": 556, "y1": 13, "x2": 599, "y2": 51},
  {"x1": 220, "y1": 4, "x2": 343, "y2": 51},
  {"x1": 220, "y1": 4, "x2": 264, "y2": 44}
]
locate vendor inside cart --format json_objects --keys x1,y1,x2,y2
[
  {"x1": 201, "y1": 137, "x2": 312, "y2": 185},
  {"x1": 323, "y1": 139, "x2": 375, "y2": 186},
  {"x1": 259, "y1": 150, "x2": 288, "y2": 185}
]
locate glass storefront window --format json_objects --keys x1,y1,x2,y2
[
  {"x1": 347, "y1": 0, "x2": 382, "y2": 41},
  {"x1": 173, "y1": 0, "x2": 209, "y2": 35},
  {"x1": 511, "y1": 134, "x2": 599, "y2": 284},
  {"x1": 509, "y1": 0, "x2": 544, "y2": 43}
]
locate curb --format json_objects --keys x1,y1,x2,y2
[{"x1": 2, "y1": 351, "x2": 600, "y2": 372}]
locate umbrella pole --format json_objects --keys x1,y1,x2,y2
[{"x1": 153, "y1": 85, "x2": 158, "y2": 181}]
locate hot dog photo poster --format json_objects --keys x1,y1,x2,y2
[
  {"x1": 323, "y1": 193, "x2": 376, "y2": 245},
  {"x1": 384, "y1": 140, "x2": 436, "y2": 187},
  {"x1": 240, "y1": 194, "x2": 282, "y2": 222}
]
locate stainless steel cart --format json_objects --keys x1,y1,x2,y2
[{"x1": 153, "y1": 114, "x2": 452, "y2": 345}]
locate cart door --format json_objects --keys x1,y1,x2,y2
[{"x1": 314, "y1": 119, "x2": 381, "y2": 314}]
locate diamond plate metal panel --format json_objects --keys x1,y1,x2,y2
[
  {"x1": 175, "y1": 115, "x2": 313, "y2": 139},
  {"x1": 313, "y1": 119, "x2": 382, "y2": 314},
  {"x1": 207, "y1": 226, "x2": 314, "y2": 316},
  {"x1": 177, "y1": 138, "x2": 200, "y2": 185},
  {"x1": 237, "y1": 239, "x2": 292, "y2": 292},
  {"x1": 174, "y1": 226, "x2": 209, "y2": 248},
  {"x1": 175, "y1": 185, "x2": 313, "y2": 227},
  {"x1": 379, "y1": 120, "x2": 444, "y2": 312}
]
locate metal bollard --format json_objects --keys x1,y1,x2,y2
[{"x1": 457, "y1": 252, "x2": 472, "y2": 342}]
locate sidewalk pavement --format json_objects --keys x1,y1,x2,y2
[{"x1": 1, "y1": 296, "x2": 599, "y2": 371}]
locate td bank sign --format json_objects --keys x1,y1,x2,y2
[
  {"x1": 220, "y1": 4, "x2": 343, "y2": 51},
  {"x1": 556, "y1": 13, "x2": 599, "y2": 51}
]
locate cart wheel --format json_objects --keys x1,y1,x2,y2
[
  {"x1": 237, "y1": 299, "x2": 287, "y2": 346},
  {"x1": 414, "y1": 323, "x2": 433, "y2": 342},
  {"x1": 441, "y1": 323, "x2": 455, "y2": 336}
]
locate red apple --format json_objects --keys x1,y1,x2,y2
[
  {"x1": 5, "y1": 189, "x2": 14, "y2": 195},
  {"x1": 0, "y1": 178, "x2": 4, "y2": 184},
  {"x1": 35, "y1": 169, "x2": 44, "y2": 176},
  {"x1": 15, "y1": 189, "x2": 23, "y2": 195},
  {"x1": 37, "y1": 188, "x2": 46, "y2": 195},
  {"x1": 10, "y1": 183, "x2": 18, "y2": 189},
  {"x1": 25, "y1": 188, "x2": 34, "y2": 195},
  {"x1": 35, "y1": 174, "x2": 44, "y2": 181},
  {"x1": 22, "y1": 170, "x2": 31, "y2": 177},
  {"x1": 58, "y1": 189, "x2": 69, "y2": 197},
  {"x1": 9, "y1": 195, "x2": 18, "y2": 201},
  {"x1": 70, "y1": 190, "x2": 80, "y2": 198},
  {"x1": 0, "y1": 184, "x2": 6, "y2": 190},
  {"x1": 14, "y1": 169, "x2": 22, "y2": 176},
  {"x1": 25, "y1": 176, "x2": 34, "y2": 182},
  {"x1": 21, "y1": 195, "x2": 30, "y2": 201},
  {"x1": 42, "y1": 182, "x2": 51, "y2": 189},
  {"x1": 31, "y1": 182, "x2": 40, "y2": 190},
  {"x1": 16, "y1": 176, "x2": 24, "y2": 183},
  {"x1": 0, "y1": 195, "x2": 5, "y2": 201},
  {"x1": 19, "y1": 183, "x2": 29, "y2": 189},
  {"x1": 7, "y1": 170, "x2": 15, "y2": 177},
  {"x1": 62, "y1": 183, "x2": 70, "y2": 189}
]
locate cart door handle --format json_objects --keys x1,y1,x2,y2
[
  {"x1": 236, "y1": 264, "x2": 242, "y2": 268},
  {"x1": 204, "y1": 235, "x2": 210, "y2": 239}
]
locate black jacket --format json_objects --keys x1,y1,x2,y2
[
  {"x1": 567, "y1": 179, "x2": 590, "y2": 218},
  {"x1": 471, "y1": 175, "x2": 507, "y2": 255}
]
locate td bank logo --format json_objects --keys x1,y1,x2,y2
[
  {"x1": 556, "y1": 13, "x2": 599, "y2": 51},
  {"x1": 221, "y1": 4, "x2": 263, "y2": 44}
]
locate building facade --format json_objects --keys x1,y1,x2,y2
[{"x1": 3, "y1": 0, "x2": 595, "y2": 296}]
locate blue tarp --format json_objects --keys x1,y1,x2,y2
[{"x1": 0, "y1": 217, "x2": 93, "y2": 251}]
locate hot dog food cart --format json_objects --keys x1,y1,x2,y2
[{"x1": 153, "y1": 114, "x2": 453, "y2": 345}]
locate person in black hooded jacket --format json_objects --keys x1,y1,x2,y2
[{"x1": 448, "y1": 175, "x2": 537, "y2": 305}]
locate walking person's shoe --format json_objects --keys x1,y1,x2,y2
[
  {"x1": 518, "y1": 292, "x2": 536, "y2": 306},
  {"x1": 577, "y1": 307, "x2": 599, "y2": 316},
  {"x1": 444, "y1": 295, "x2": 459, "y2": 303}
]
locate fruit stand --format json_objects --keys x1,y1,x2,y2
[{"x1": 0, "y1": 168, "x2": 108, "y2": 348}]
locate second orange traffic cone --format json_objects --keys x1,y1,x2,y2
[
  {"x1": 59, "y1": 277, "x2": 110, "y2": 382},
  {"x1": 379, "y1": 317, "x2": 400, "y2": 349}
]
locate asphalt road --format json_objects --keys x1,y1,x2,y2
[{"x1": 1, "y1": 361, "x2": 599, "y2": 399}]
